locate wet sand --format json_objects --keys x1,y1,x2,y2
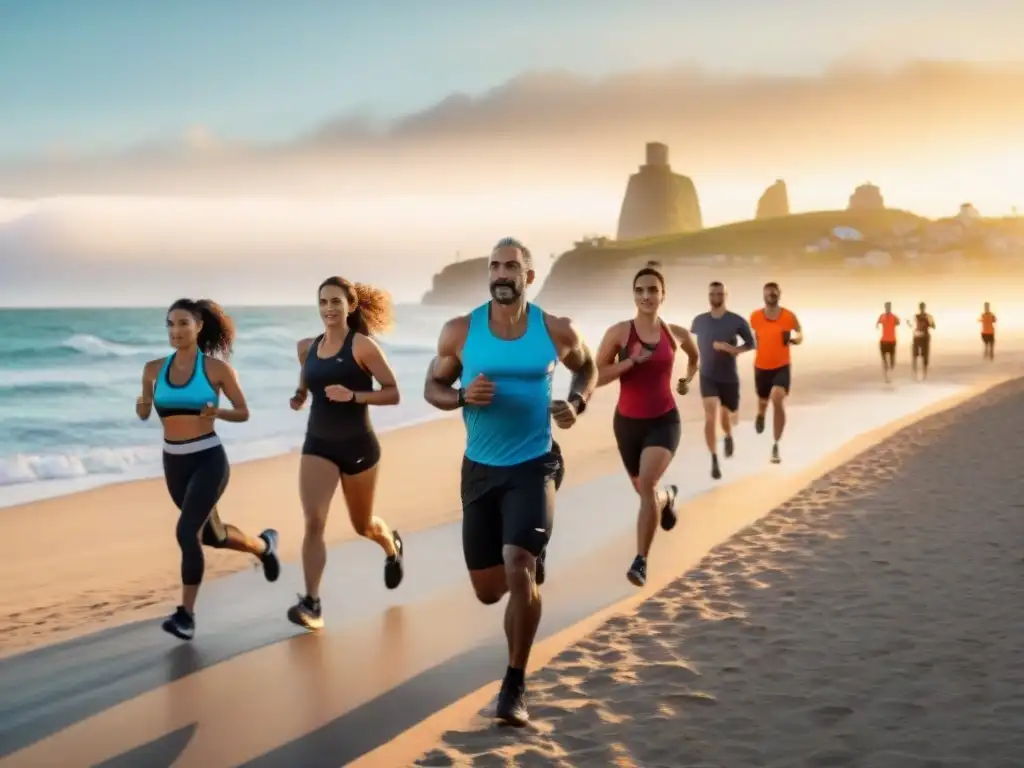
[{"x1": 414, "y1": 377, "x2": 1024, "y2": 768}]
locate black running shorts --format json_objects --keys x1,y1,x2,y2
[
  {"x1": 982, "y1": 333, "x2": 994, "y2": 344},
  {"x1": 912, "y1": 336, "x2": 930, "y2": 364},
  {"x1": 460, "y1": 450, "x2": 560, "y2": 571},
  {"x1": 699, "y1": 376, "x2": 740, "y2": 412},
  {"x1": 754, "y1": 365, "x2": 791, "y2": 400},
  {"x1": 612, "y1": 408, "x2": 681, "y2": 478},
  {"x1": 301, "y1": 431, "x2": 380, "y2": 475}
]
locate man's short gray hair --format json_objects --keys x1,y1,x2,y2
[{"x1": 493, "y1": 237, "x2": 533, "y2": 270}]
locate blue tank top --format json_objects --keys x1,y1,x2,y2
[
  {"x1": 461, "y1": 302, "x2": 558, "y2": 467},
  {"x1": 153, "y1": 352, "x2": 220, "y2": 418}
]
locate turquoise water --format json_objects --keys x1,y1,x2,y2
[{"x1": 0, "y1": 304, "x2": 465, "y2": 506}]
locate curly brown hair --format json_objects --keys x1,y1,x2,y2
[
  {"x1": 167, "y1": 298, "x2": 236, "y2": 358},
  {"x1": 318, "y1": 276, "x2": 394, "y2": 336}
]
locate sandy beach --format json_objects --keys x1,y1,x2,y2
[
  {"x1": 414, "y1": 377, "x2": 1024, "y2": 768},
  {"x1": 0, "y1": 346, "x2": 1018, "y2": 660},
  {"x1": 0, "y1": 345, "x2": 1014, "y2": 659}
]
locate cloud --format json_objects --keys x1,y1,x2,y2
[{"x1": 3, "y1": 60, "x2": 1024, "y2": 197}]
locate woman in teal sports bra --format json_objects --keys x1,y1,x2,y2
[{"x1": 136, "y1": 298, "x2": 280, "y2": 641}]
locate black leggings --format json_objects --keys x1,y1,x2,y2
[{"x1": 163, "y1": 437, "x2": 231, "y2": 586}]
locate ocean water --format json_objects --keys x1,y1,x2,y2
[{"x1": 0, "y1": 304, "x2": 518, "y2": 507}]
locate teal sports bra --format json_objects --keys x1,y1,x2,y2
[{"x1": 153, "y1": 352, "x2": 219, "y2": 418}]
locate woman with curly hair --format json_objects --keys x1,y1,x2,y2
[
  {"x1": 136, "y1": 298, "x2": 280, "y2": 641},
  {"x1": 286, "y1": 277, "x2": 404, "y2": 629}
]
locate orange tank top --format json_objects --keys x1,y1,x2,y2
[
  {"x1": 750, "y1": 308, "x2": 797, "y2": 370},
  {"x1": 878, "y1": 313, "x2": 899, "y2": 343}
]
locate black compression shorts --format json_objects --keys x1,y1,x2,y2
[{"x1": 612, "y1": 408, "x2": 681, "y2": 478}]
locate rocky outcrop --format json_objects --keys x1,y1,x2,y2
[
  {"x1": 756, "y1": 179, "x2": 790, "y2": 219},
  {"x1": 420, "y1": 256, "x2": 487, "y2": 305},
  {"x1": 616, "y1": 142, "x2": 702, "y2": 240},
  {"x1": 848, "y1": 183, "x2": 885, "y2": 212},
  {"x1": 957, "y1": 202, "x2": 981, "y2": 221}
]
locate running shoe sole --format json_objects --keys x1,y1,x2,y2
[
  {"x1": 260, "y1": 529, "x2": 281, "y2": 582},
  {"x1": 161, "y1": 619, "x2": 194, "y2": 641},
  {"x1": 660, "y1": 485, "x2": 679, "y2": 531},
  {"x1": 627, "y1": 569, "x2": 646, "y2": 587},
  {"x1": 384, "y1": 530, "x2": 404, "y2": 589},
  {"x1": 287, "y1": 606, "x2": 324, "y2": 631}
]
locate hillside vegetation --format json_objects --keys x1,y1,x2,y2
[{"x1": 577, "y1": 209, "x2": 926, "y2": 261}]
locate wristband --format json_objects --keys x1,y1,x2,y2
[
  {"x1": 457, "y1": 387, "x2": 467, "y2": 408},
  {"x1": 568, "y1": 392, "x2": 587, "y2": 415}
]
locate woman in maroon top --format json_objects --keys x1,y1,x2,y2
[{"x1": 595, "y1": 262, "x2": 699, "y2": 587}]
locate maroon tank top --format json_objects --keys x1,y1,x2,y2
[{"x1": 617, "y1": 321, "x2": 677, "y2": 419}]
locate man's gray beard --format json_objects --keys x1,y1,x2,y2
[{"x1": 490, "y1": 284, "x2": 522, "y2": 305}]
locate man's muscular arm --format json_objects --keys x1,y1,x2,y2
[
  {"x1": 547, "y1": 314, "x2": 597, "y2": 410},
  {"x1": 423, "y1": 317, "x2": 467, "y2": 411}
]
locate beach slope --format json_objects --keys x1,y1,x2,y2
[{"x1": 415, "y1": 378, "x2": 1024, "y2": 767}]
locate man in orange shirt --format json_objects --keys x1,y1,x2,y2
[
  {"x1": 876, "y1": 301, "x2": 900, "y2": 382},
  {"x1": 979, "y1": 302, "x2": 997, "y2": 360},
  {"x1": 749, "y1": 282, "x2": 802, "y2": 464}
]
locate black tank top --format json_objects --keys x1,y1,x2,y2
[{"x1": 303, "y1": 330, "x2": 374, "y2": 439}]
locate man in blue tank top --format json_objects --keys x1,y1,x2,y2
[{"x1": 424, "y1": 237, "x2": 597, "y2": 727}]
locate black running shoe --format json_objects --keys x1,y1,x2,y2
[
  {"x1": 535, "y1": 546, "x2": 547, "y2": 586},
  {"x1": 724, "y1": 434, "x2": 735, "y2": 458},
  {"x1": 495, "y1": 675, "x2": 529, "y2": 727},
  {"x1": 162, "y1": 606, "x2": 195, "y2": 641},
  {"x1": 287, "y1": 594, "x2": 324, "y2": 630},
  {"x1": 755, "y1": 414, "x2": 765, "y2": 434},
  {"x1": 384, "y1": 530, "x2": 404, "y2": 590},
  {"x1": 626, "y1": 554, "x2": 647, "y2": 587},
  {"x1": 771, "y1": 443, "x2": 781, "y2": 464},
  {"x1": 711, "y1": 454, "x2": 722, "y2": 480},
  {"x1": 659, "y1": 484, "x2": 678, "y2": 531},
  {"x1": 259, "y1": 529, "x2": 280, "y2": 582}
]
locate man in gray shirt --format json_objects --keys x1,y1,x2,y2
[{"x1": 689, "y1": 281, "x2": 756, "y2": 480}]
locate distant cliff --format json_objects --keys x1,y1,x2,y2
[
  {"x1": 421, "y1": 256, "x2": 487, "y2": 305},
  {"x1": 756, "y1": 180, "x2": 790, "y2": 219},
  {"x1": 535, "y1": 209, "x2": 930, "y2": 308},
  {"x1": 616, "y1": 142, "x2": 702, "y2": 240},
  {"x1": 848, "y1": 183, "x2": 885, "y2": 212}
]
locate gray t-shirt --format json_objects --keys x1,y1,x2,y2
[{"x1": 690, "y1": 310, "x2": 755, "y2": 382}]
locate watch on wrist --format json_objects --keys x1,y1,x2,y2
[
  {"x1": 457, "y1": 387, "x2": 467, "y2": 407},
  {"x1": 568, "y1": 393, "x2": 587, "y2": 415}
]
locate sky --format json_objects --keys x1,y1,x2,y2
[{"x1": 2, "y1": 0, "x2": 1024, "y2": 305}]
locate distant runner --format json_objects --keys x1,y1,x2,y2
[
  {"x1": 908, "y1": 302, "x2": 936, "y2": 380},
  {"x1": 750, "y1": 282, "x2": 803, "y2": 464},
  {"x1": 979, "y1": 302, "x2": 997, "y2": 360},
  {"x1": 424, "y1": 237, "x2": 596, "y2": 727},
  {"x1": 596, "y1": 261, "x2": 699, "y2": 587},
  {"x1": 876, "y1": 301, "x2": 900, "y2": 382},
  {"x1": 690, "y1": 281, "x2": 755, "y2": 480}
]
